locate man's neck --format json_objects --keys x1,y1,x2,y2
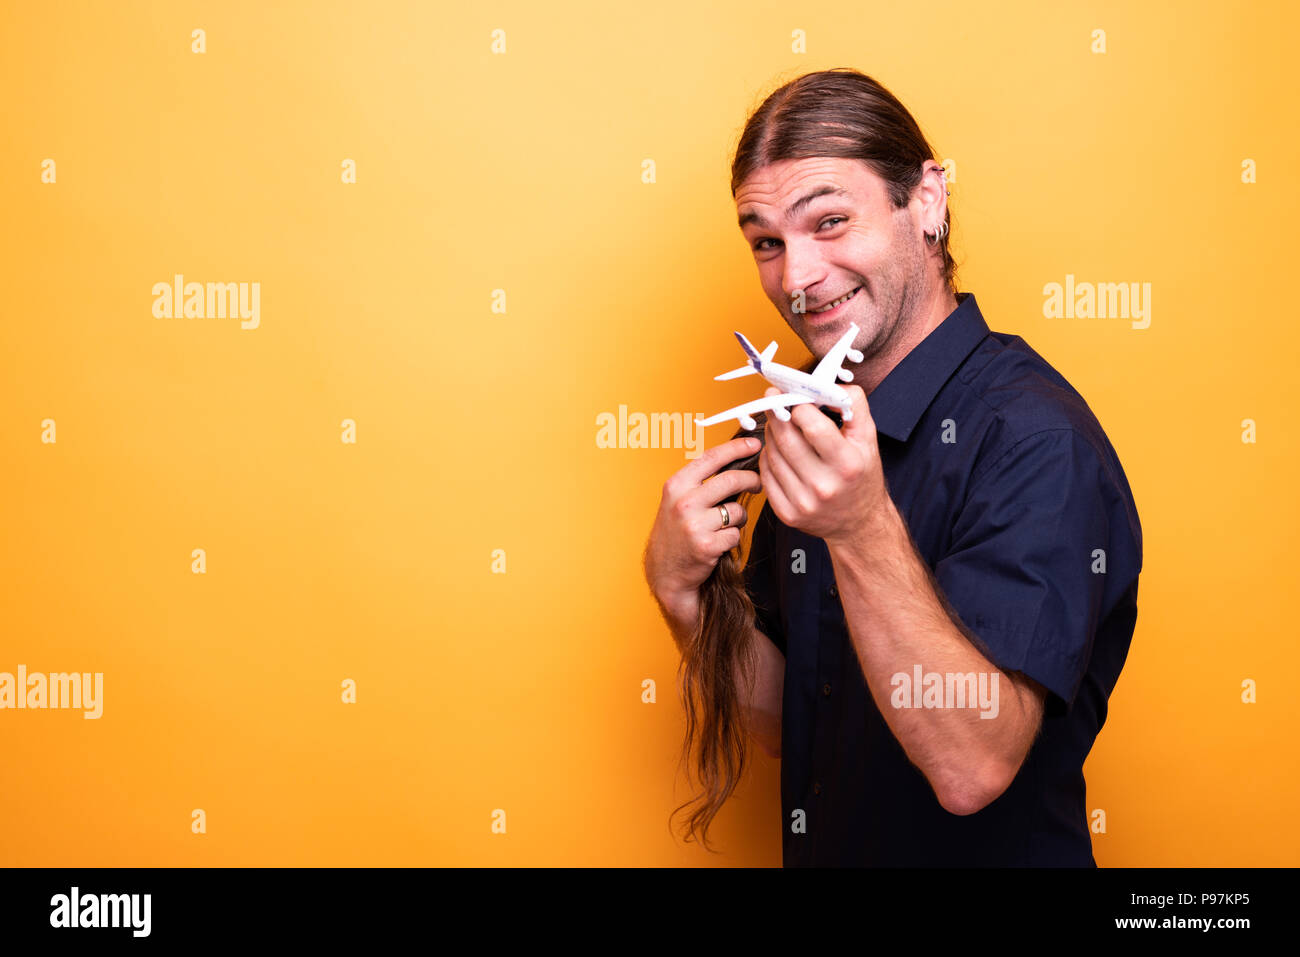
[{"x1": 850, "y1": 287, "x2": 960, "y2": 397}]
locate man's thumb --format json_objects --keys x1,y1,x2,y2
[{"x1": 841, "y1": 385, "x2": 875, "y2": 438}]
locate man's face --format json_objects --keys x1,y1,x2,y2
[{"x1": 735, "y1": 156, "x2": 929, "y2": 364}]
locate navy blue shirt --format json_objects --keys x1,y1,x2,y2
[{"x1": 743, "y1": 291, "x2": 1142, "y2": 867}]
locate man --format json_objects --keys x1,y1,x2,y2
[{"x1": 644, "y1": 70, "x2": 1142, "y2": 866}]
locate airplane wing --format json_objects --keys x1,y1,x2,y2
[
  {"x1": 695, "y1": 392, "x2": 816, "y2": 427},
  {"x1": 713, "y1": 364, "x2": 758, "y2": 381},
  {"x1": 810, "y1": 322, "x2": 863, "y2": 385}
]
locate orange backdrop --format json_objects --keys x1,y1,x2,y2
[{"x1": 1, "y1": 0, "x2": 1296, "y2": 865}]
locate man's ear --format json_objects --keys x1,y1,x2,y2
[{"x1": 914, "y1": 163, "x2": 947, "y2": 220}]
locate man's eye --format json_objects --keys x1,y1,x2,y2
[{"x1": 753, "y1": 218, "x2": 845, "y2": 251}]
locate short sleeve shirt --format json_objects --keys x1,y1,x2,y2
[{"x1": 743, "y1": 291, "x2": 1143, "y2": 866}]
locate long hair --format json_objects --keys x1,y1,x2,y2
[
  {"x1": 671, "y1": 68, "x2": 957, "y2": 850},
  {"x1": 669, "y1": 357, "x2": 815, "y2": 851}
]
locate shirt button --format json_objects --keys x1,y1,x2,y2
[
  {"x1": 822, "y1": 682, "x2": 832, "y2": 696},
  {"x1": 828, "y1": 584, "x2": 838, "y2": 599},
  {"x1": 813, "y1": 781, "x2": 822, "y2": 795}
]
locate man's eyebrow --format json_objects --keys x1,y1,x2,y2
[{"x1": 737, "y1": 186, "x2": 852, "y2": 230}]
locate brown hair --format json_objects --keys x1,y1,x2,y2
[{"x1": 671, "y1": 68, "x2": 957, "y2": 850}]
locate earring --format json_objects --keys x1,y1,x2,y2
[{"x1": 925, "y1": 220, "x2": 948, "y2": 245}]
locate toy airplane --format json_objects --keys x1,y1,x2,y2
[{"x1": 695, "y1": 322, "x2": 864, "y2": 430}]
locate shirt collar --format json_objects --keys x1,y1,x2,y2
[{"x1": 865, "y1": 291, "x2": 990, "y2": 443}]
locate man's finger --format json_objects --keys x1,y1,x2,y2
[
  {"x1": 763, "y1": 386, "x2": 785, "y2": 431},
  {"x1": 760, "y1": 443, "x2": 795, "y2": 524},
  {"x1": 677, "y1": 435, "x2": 762, "y2": 486},
  {"x1": 762, "y1": 424, "x2": 806, "y2": 508},
  {"x1": 695, "y1": 466, "x2": 763, "y2": 505},
  {"x1": 839, "y1": 384, "x2": 876, "y2": 441}
]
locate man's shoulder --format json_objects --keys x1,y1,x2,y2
[
  {"x1": 946, "y1": 330, "x2": 1142, "y2": 562},
  {"x1": 954, "y1": 330, "x2": 1120, "y2": 478}
]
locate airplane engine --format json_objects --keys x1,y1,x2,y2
[
  {"x1": 837, "y1": 369, "x2": 854, "y2": 382},
  {"x1": 741, "y1": 415, "x2": 757, "y2": 430}
]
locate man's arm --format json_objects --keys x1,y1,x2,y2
[
  {"x1": 828, "y1": 499, "x2": 1046, "y2": 816},
  {"x1": 655, "y1": 595, "x2": 785, "y2": 760},
  {"x1": 738, "y1": 625, "x2": 784, "y2": 759},
  {"x1": 758, "y1": 385, "x2": 1107, "y2": 816}
]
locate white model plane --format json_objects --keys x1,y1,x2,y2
[{"x1": 695, "y1": 322, "x2": 864, "y2": 430}]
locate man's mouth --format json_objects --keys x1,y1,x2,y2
[{"x1": 807, "y1": 285, "x2": 862, "y2": 317}]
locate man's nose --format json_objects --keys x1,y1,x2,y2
[{"x1": 782, "y1": 243, "x2": 825, "y2": 308}]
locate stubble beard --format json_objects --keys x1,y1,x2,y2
[{"x1": 851, "y1": 229, "x2": 928, "y2": 365}]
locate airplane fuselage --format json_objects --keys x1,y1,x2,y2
[{"x1": 754, "y1": 360, "x2": 850, "y2": 411}]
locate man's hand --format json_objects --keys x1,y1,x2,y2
[
  {"x1": 643, "y1": 436, "x2": 763, "y2": 630},
  {"x1": 759, "y1": 385, "x2": 890, "y2": 546}
]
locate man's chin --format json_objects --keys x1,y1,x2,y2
[{"x1": 805, "y1": 313, "x2": 852, "y2": 343}]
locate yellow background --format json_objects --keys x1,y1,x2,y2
[{"x1": 2, "y1": 0, "x2": 1296, "y2": 866}]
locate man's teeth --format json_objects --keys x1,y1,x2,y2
[{"x1": 811, "y1": 287, "x2": 859, "y2": 313}]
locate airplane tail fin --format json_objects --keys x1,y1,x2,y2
[
  {"x1": 733, "y1": 331, "x2": 762, "y2": 362},
  {"x1": 715, "y1": 331, "x2": 777, "y2": 380},
  {"x1": 734, "y1": 331, "x2": 778, "y2": 365}
]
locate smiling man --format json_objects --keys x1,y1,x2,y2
[
  {"x1": 737, "y1": 161, "x2": 953, "y2": 400},
  {"x1": 650, "y1": 68, "x2": 1143, "y2": 866}
]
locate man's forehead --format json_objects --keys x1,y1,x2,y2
[{"x1": 735, "y1": 158, "x2": 881, "y2": 228}]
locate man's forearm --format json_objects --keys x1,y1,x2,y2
[
  {"x1": 827, "y1": 498, "x2": 1038, "y2": 814},
  {"x1": 654, "y1": 591, "x2": 699, "y2": 657},
  {"x1": 737, "y1": 626, "x2": 784, "y2": 758},
  {"x1": 654, "y1": 592, "x2": 784, "y2": 759}
]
